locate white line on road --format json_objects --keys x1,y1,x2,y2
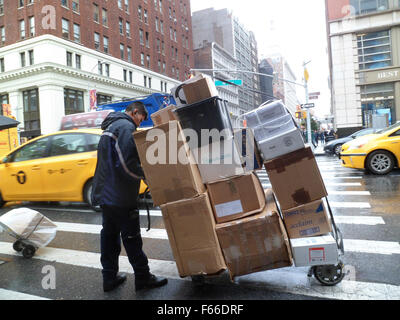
[
  {"x1": 261, "y1": 182, "x2": 362, "y2": 188},
  {"x1": 329, "y1": 201, "x2": 371, "y2": 209},
  {"x1": 0, "y1": 288, "x2": 50, "y2": 300},
  {"x1": 344, "y1": 239, "x2": 400, "y2": 255},
  {"x1": 328, "y1": 191, "x2": 370, "y2": 196},
  {"x1": 27, "y1": 207, "x2": 163, "y2": 216},
  {"x1": 334, "y1": 216, "x2": 385, "y2": 225},
  {"x1": 0, "y1": 243, "x2": 398, "y2": 300}
]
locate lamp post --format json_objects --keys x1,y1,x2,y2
[{"x1": 303, "y1": 60, "x2": 313, "y2": 151}]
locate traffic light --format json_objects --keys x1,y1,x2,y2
[{"x1": 295, "y1": 111, "x2": 302, "y2": 119}]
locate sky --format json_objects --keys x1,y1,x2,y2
[{"x1": 190, "y1": 0, "x2": 332, "y2": 119}]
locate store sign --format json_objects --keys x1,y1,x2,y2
[
  {"x1": 377, "y1": 70, "x2": 400, "y2": 81},
  {"x1": 360, "y1": 68, "x2": 400, "y2": 84}
]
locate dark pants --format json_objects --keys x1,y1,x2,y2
[{"x1": 100, "y1": 205, "x2": 150, "y2": 281}]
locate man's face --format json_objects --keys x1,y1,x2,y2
[{"x1": 128, "y1": 109, "x2": 146, "y2": 126}]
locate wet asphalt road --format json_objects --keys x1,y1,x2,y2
[{"x1": 0, "y1": 154, "x2": 399, "y2": 302}]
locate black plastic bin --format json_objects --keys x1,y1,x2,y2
[{"x1": 173, "y1": 96, "x2": 234, "y2": 149}]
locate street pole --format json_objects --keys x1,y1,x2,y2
[{"x1": 303, "y1": 61, "x2": 313, "y2": 151}]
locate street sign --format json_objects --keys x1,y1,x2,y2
[
  {"x1": 302, "y1": 103, "x2": 315, "y2": 109},
  {"x1": 215, "y1": 79, "x2": 243, "y2": 86},
  {"x1": 309, "y1": 95, "x2": 319, "y2": 100},
  {"x1": 309, "y1": 92, "x2": 320, "y2": 96}
]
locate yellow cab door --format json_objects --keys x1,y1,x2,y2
[
  {"x1": 40, "y1": 133, "x2": 99, "y2": 201},
  {"x1": 388, "y1": 128, "x2": 400, "y2": 160},
  {"x1": 0, "y1": 136, "x2": 50, "y2": 201}
]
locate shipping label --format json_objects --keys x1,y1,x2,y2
[{"x1": 214, "y1": 200, "x2": 243, "y2": 217}]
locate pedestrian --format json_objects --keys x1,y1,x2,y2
[
  {"x1": 315, "y1": 130, "x2": 320, "y2": 145},
  {"x1": 92, "y1": 102, "x2": 168, "y2": 293},
  {"x1": 311, "y1": 130, "x2": 317, "y2": 148}
]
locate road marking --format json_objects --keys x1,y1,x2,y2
[
  {"x1": 334, "y1": 216, "x2": 385, "y2": 225},
  {"x1": 55, "y1": 222, "x2": 168, "y2": 239},
  {"x1": 261, "y1": 182, "x2": 362, "y2": 188},
  {"x1": 329, "y1": 201, "x2": 371, "y2": 209},
  {"x1": 344, "y1": 239, "x2": 400, "y2": 255},
  {"x1": 0, "y1": 288, "x2": 50, "y2": 300},
  {"x1": 328, "y1": 191, "x2": 370, "y2": 196},
  {"x1": 0, "y1": 243, "x2": 398, "y2": 300},
  {"x1": 25, "y1": 207, "x2": 163, "y2": 216}
]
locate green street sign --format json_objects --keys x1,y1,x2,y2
[{"x1": 215, "y1": 79, "x2": 243, "y2": 86}]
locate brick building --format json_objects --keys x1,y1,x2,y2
[{"x1": 0, "y1": 0, "x2": 193, "y2": 138}]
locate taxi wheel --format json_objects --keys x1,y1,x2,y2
[
  {"x1": 0, "y1": 193, "x2": 5, "y2": 208},
  {"x1": 366, "y1": 151, "x2": 395, "y2": 175},
  {"x1": 83, "y1": 180, "x2": 94, "y2": 207}
]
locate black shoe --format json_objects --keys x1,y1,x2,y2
[
  {"x1": 103, "y1": 273, "x2": 127, "y2": 292},
  {"x1": 135, "y1": 273, "x2": 168, "y2": 291}
]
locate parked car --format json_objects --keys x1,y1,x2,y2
[
  {"x1": 0, "y1": 129, "x2": 148, "y2": 209},
  {"x1": 324, "y1": 128, "x2": 378, "y2": 155},
  {"x1": 340, "y1": 122, "x2": 400, "y2": 175}
]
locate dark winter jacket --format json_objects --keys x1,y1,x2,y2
[{"x1": 91, "y1": 112, "x2": 145, "y2": 208}]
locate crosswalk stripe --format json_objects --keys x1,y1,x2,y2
[
  {"x1": 261, "y1": 182, "x2": 362, "y2": 188},
  {"x1": 334, "y1": 216, "x2": 385, "y2": 225},
  {"x1": 344, "y1": 239, "x2": 400, "y2": 255},
  {"x1": 328, "y1": 191, "x2": 370, "y2": 195},
  {"x1": 25, "y1": 207, "x2": 163, "y2": 216},
  {"x1": 329, "y1": 201, "x2": 371, "y2": 209},
  {"x1": 0, "y1": 288, "x2": 50, "y2": 300},
  {"x1": 0, "y1": 242, "x2": 398, "y2": 300}
]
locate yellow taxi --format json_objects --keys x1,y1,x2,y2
[
  {"x1": 0, "y1": 129, "x2": 148, "y2": 208},
  {"x1": 340, "y1": 122, "x2": 400, "y2": 175}
]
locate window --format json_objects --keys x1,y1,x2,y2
[
  {"x1": 0, "y1": 93, "x2": 8, "y2": 111},
  {"x1": 102, "y1": 8, "x2": 108, "y2": 26},
  {"x1": 73, "y1": 23, "x2": 80, "y2": 42},
  {"x1": 118, "y1": 0, "x2": 122, "y2": 9},
  {"x1": 64, "y1": 88, "x2": 84, "y2": 115},
  {"x1": 75, "y1": 54, "x2": 81, "y2": 69},
  {"x1": 139, "y1": 29, "x2": 144, "y2": 45},
  {"x1": 146, "y1": 55, "x2": 150, "y2": 68},
  {"x1": 123, "y1": 69, "x2": 127, "y2": 81},
  {"x1": 120, "y1": 43, "x2": 124, "y2": 59},
  {"x1": 61, "y1": 0, "x2": 68, "y2": 8},
  {"x1": 29, "y1": 16, "x2": 35, "y2": 37},
  {"x1": 129, "y1": 71, "x2": 133, "y2": 83},
  {"x1": 126, "y1": 21, "x2": 131, "y2": 37},
  {"x1": 97, "y1": 94, "x2": 111, "y2": 105},
  {"x1": 23, "y1": 88, "x2": 41, "y2": 134},
  {"x1": 0, "y1": 26, "x2": 5, "y2": 44},
  {"x1": 145, "y1": 32, "x2": 149, "y2": 47},
  {"x1": 358, "y1": 30, "x2": 392, "y2": 70},
  {"x1": 18, "y1": 0, "x2": 24, "y2": 8},
  {"x1": 140, "y1": 53, "x2": 145, "y2": 65},
  {"x1": 66, "y1": 51, "x2": 72, "y2": 66},
  {"x1": 93, "y1": 4, "x2": 99, "y2": 22},
  {"x1": 138, "y1": 6, "x2": 142, "y2": 20},
  {"x1": 159, "y1": 0, "x2": 162, "y2": 13},
  {"x1": 103, "y1": 36, "x2": 109, "y2": 53},
  {"x1": 127, "y1": 47, "x2": 132, "y2": 62},
  {"x1": 28, "y1": 50, "x2": 34, "y2": 65},
  {"x1": 104, "y1": 63, "x2": 109, "y2": 77},
  {"x1": 71, "y1": 0, "x2": 79, "y2": 13},
  {"x1": 12, "y1": 137, "x2": 49, "y2": 163},
  {"x1": 0, "y1": 0, "x2": 4, "y2": 15},
  {"x1": 0, "y1": 57, "x2": 4, "y2": 72},
  {"x1": 98, "y1": 60, "x2": 103, "y2": 75},
  {"x1": 155, "y1": 17, "x2": 159, "y2": 32},
  {"x1": 144, "y1": 9, "x2": 148, "y2": 23},
  {"x1": 124, "y1": 0, "x2": 129, "y2": 12},
  {"x1": 20, "y1": 20, "x2": 26, "y2": 39},
  {"x1": 62, "y1": 18, "x2": 69, "y2": 39},
  {"x1": 49, "y1": 134, "x2": 88, "y2": 156},
  {"x1": 144, "y1": 75, "x2": 147, "y2": 87},
  {"x1": 361, "y1": 83, "x2": 395, "y2": 126},
  {"x1": 350, "y1": 0, "x2": 389, "y2": 15},
  {"x1": 119, "y1": 18, "x2": 123, "y2": 34},
  {"x1": 20, "y1": 52, "x2": 26, "y2": 67},
  {"x1": 94, "y1": 32, "x2": 100, "y2": 50}
]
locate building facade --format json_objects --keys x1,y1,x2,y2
[
  {"x1": 0, "y1": 0, "x2": 193, "y2": 138},
  {"x1": 258, "y1": 59, "x2": 274, "y2": 104},
  {"x1": 325, "y1": 0, "x2": 400, "y2": 136},
  {"x1": 192, "y1": 8, "x2": 261, "y2": 113},
  {"x1": 193, "y1": 41, "x2": 240, "y2": 127}
]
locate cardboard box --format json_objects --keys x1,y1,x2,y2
[
  {"x1": 150, "y1": 105, "x2": 177, "y2": 126},
  {"x1": 215, "y1": 189, "x2": 293, "y2": 279},
  {"x1": 134, "y1": 121, "x2": 205, "y2": 206},
  {"x1": 290, "y1": 234, "x2": 339, "y2": 267},
  {"x1": 244, "y1": 100, "x2": 288, "y2": 128},
  {"x1": 282, "y1": 199, "x2": 332, "y2": 239},
  {"x1": 160, "y1": 193, "x2": 227, "y2": 277},
  {"x1": 257, "y1": 127, "x2": 305, "y2": 162},
  {"x1": 192, "y1": 137, "x2": 245, "y2": 184},
  {"x1": 170, "y1": 74, "x2": 218, "y2": 107},
  {"x1": 264, "y1": 147, "x2": 328, "y2": 210},
  {"x1": 233, "y1": 128, "x2": 263, "y2": 172},
  {"x1": 207, "y1": 173, "x2": 266, "y2": 223}
]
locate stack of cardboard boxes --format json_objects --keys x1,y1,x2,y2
[
  {"x1": 134, "y1": 75, "x2": 293, "y2": 280},
  {"x1": 245, "y1": 102, "x2": 339, "y2": 268}
]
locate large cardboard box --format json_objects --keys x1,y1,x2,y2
[
  {"x1": 290, "y1": 234, "x2": 339, "y2": 267},
  {"x1": 160, "y1": 193, "x2": 227, "y2": 277},
  {"x1": 264, "y1": 147, "x2": 328, "y2": 210},
  {"x1": 134, "y1": 121, "x2": 205, "y2": 206},
  {"x1": 150, "y1": 105, "x2": 177, "y2": 126},
  {"x1": 207, "y1": 173, "x2": 266, "y2": 224},
  {"x1": 233, "y1": 128, "x2": 263, "y2": 172},
  {"x1": 257, "y1": 127, "x2": 305, "y2": 162},
  {"x1": 282, "y1": 199, "x2": 332, "y2": 239},
  {"x1": 192, "y1": 137, "x2": 245, "y2": 184},
  {"x1": 215, "y1": 189, "x2": 293, "y2": 279}
]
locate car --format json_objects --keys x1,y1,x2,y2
[
  {"x1": 0, "y1": 128, "x2": 148, "y2": 209},
  {"x1": 324, "y1": 128, "x2": 378, "y2": 155},
  {"x1": 340, "y1": 122, "x2": 400, "y2": 175}
]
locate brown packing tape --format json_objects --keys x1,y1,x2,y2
[
  {"x1": 291, "y1": 188, "x2": 312, "y2": 205},
  {"x1": 264, "y1": 147, "x2": 315, "y2": 173}
]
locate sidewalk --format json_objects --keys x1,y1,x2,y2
[{"x1": 313, "y1": 144, "x2": 325, "y2": 156}]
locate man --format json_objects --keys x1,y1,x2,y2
[{"x1": 92, "y1": 101, "x2": 168, "y2": 292}]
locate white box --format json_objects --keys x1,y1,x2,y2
[
  {"x1": 290, "y1": 234, "x2": 339, "y2": 267},
  {"x1": 244, "y1": 100, "x2": 287, "y2": 128},
  {"x1": 253, "y1": 114, "x2": 297, "y2": 142},
  {"x1": 258, "y1": 128, "x2": 305, "y2": 161},
  {"x1": 192, "y1": 138, "x2": 245, "y2": 184},
  {"x1": 244, "y1": 111, "x2": 260, "y2": 128}
]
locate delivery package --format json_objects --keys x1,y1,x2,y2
[
  {"x1": 150, "y1": 105, "x2": 177, "y2": 126},
  {"x1": 282, "y1": 199, "x2": 332, "y2": 239},
  {"x1": 233, "y1": 128, "x2": 263, "y2": 172},
  {"x1": 252, "y1": 113, "x2": 298, "y2": 143},
  {"x1": 290, "y1": 234, "x2": 339, "y2": 267},
  {"x1": 244, "y1": 100, "x2": 288, "y2": 128},
  {"x1": 264, "y1": 146, "x2": 328, "y2": 210},
  {"x1": 257, "y1": 127, "x2": 305, "y2": 162},
  {"x1": 170, "y1": 74, "x2": 218, "y2": 107},
  {"x1": 215, "y1": 189, "x2": 293, "y2": 279},
  {"x1": 160, "y1": 193, "x2": 227, "y2": 277},
  {"x1": 206, "y1": 172, "x2": 266, "y2": 224},
  {"x1": 134, "y1": 120, "x2": 205, "y2": 206},
  {"x1": 192, "y1": 137, "x2": 245, "y2": 184}
]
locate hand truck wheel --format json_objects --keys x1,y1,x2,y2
[
  {"x1": 22, "y1": 245, "x2": 36, "y2": 259},
  {"x1": 13, "y1": 240, "x2": 24, "y2": 252},
  {"x1": 191, "y1": 275, "x2": 206, "y2": 286},
  {"x1": 313, "y1": 261, "x2": 345, "y2": 286}
]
